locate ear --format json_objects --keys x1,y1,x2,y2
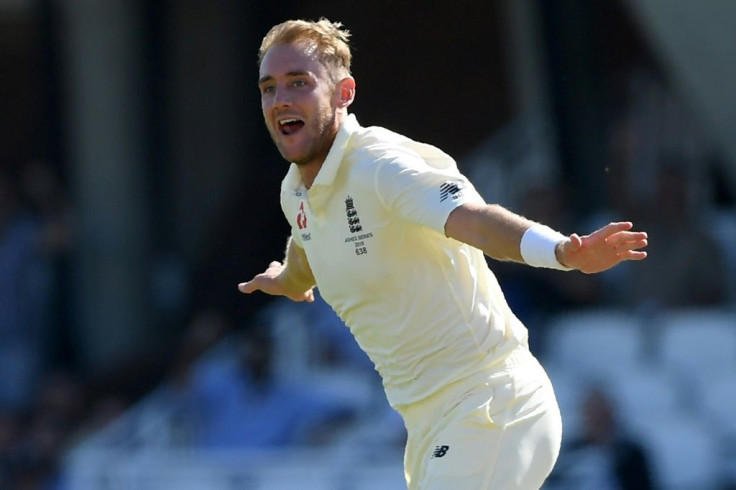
[{"x1": 336, "y1": 76, "x2": 356, "y2": 108}]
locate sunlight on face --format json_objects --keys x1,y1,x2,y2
[{"x1": 259, "y1": 42, "x2": 341, "y2": 170}]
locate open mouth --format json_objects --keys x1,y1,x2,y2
[{"x1": 279, "y1": 118, "x2": 305, "y2": 136}]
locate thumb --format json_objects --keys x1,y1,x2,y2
[{"x1": 568, "y1": 233, "x2": 583, "y2": 251}]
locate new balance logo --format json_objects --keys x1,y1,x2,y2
[
  {"x1": 440, "y1": 181, "x2": 464, "y2": 202},
  {"x1": 432, "y1": 445, "x2": 449, "y2": 458}
]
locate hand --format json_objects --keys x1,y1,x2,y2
[
  {"x1": 238, "y1": 261, "x2": 315, "y2": 302},
  {"x1": 557, "y1": 222, "x2": 648, "y2": 274}
]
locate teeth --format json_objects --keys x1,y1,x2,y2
[{"x1": 279, "y1": 118, "x2": 301, "y2": 125}]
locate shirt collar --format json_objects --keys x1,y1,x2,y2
[{"x1": 283, "y1": 113, "x2": 360, "y2": 189}]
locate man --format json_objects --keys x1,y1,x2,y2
[{"x1": 239, "y1": 18, "x2": 648, "y2": 489}]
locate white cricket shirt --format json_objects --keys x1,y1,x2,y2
[{"x1": 281, "y1": 114, "x2": 528, "y2": 408}]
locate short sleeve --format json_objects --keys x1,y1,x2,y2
[{"x1": 374, "y1": 151, "x2": 486, "y2": 234}]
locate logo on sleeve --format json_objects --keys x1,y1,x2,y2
[
  {"x1": 432, "y1": 445, "x2": 450, "y2": 458},
  {"x1": 440, "y1": 180, "x2": 465, "y2": 202},
  {"x1": 296, "y1": 201, "x2": 308, "y2": 230}
]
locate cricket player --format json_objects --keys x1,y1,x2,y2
[{"x1": 239, "y1": 18, "x2": 648, "y2": 489}]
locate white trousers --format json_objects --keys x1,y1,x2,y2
[{"x1": 399, "y1": 347, "x2": 563, "y2": 490}]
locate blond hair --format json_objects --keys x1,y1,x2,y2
[{"x1": 258, "y1": 18, "x2": 352, "y2": 82}]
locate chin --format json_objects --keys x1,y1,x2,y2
[
  {"x1": 275, "y1": 146, "x2": 298, "y2": 163},
  {"x1": 278, "y1": 148, "x2": 301, "y2": 162},
  {"x1": 282, "y1": 147, "x2": 314, "y2": 166}
]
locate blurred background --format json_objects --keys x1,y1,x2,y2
[{"x1": 1, "y1": 0, "x2": 735, "y2": 488}]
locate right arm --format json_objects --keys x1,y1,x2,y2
[{"x1": 238, "y1": 236, "x2": 316, "y2": 302}]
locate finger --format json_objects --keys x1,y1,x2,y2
[
  {"x1": 239, "y1": 271, "x2": 271, "y2": 293},
  {"x1": 618, "y1": 250, "x2": 648, "y2": 261},
  {"x1": 610, "y1": 221, "x2": 634, "y2": 231},
  {"x1": 605, "y1": 230, "x2": 648, "y2": 246},
  {"x1": 606, "y1": 238, "x2": 649, "y2": 253},
  {"x1": 589, "y1": 222, "x2": 633, "y2": 241},
  {"x1": 238, "y1": 280, "x2": 258, "y2": 294},
  {"x1": 287, "y1": 288, "x2": 315, "y2": 302},
  {"x1": 613, "y1": 238, "x2": 649, "y2": 253}
]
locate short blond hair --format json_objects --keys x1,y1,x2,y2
[{"x1": 258, "y1": 18, "x2": 352, "y2": 81}]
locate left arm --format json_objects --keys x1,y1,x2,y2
[
  {"x1": 445, "y1": 202, "x2": 648, "y2": 273},
  {"x1": 444, "y1": 201, "x2": 533, "y2": 262}
]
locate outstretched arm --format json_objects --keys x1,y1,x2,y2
[
  {"x1": 445, "y1": 202, "x2": 647, "y2": 273},
  {"x1": 238, "y1": 236, "x2": 316, "y2": 302}
]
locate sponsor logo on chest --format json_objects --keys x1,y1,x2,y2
[
  {"x1": 294, "y1": 195, "x2": 376, "y2": 253},
  {"x1": 344, "y1": 195, "x2": 372, "y2": 256}
]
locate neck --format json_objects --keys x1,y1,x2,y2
[{"x1": 299, "y1": 160, "x2": 322, "y2": 189}]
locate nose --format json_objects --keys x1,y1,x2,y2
[{"x1": 273, "y1": 86, "x2": 292, "y2": 108}]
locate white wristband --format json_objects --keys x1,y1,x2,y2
[{"x1": 520, "y1": 224, "x2": 572, "y2": 270}]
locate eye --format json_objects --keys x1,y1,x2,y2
[
  {"x1": 260, "y1": 85, "x2": 275, "y2": 96},
  {"x1": 292, "y1": 80, "x2": 307, "y2": 88}
]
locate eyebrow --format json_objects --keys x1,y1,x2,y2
[{"x1": 258, "y1": 71, "x2": 312, "y2": 85}]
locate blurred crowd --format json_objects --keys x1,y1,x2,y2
[
  {"x1": 1, "y1": 65, "x2": 736, "y2": 489},
  {"x1": 0, "y1": 161, "x2": 82, "y2": 489}
]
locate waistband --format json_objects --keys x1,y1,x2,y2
[{"x1": 395, "y1": 345, "x2": 537, "y2": 421}]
